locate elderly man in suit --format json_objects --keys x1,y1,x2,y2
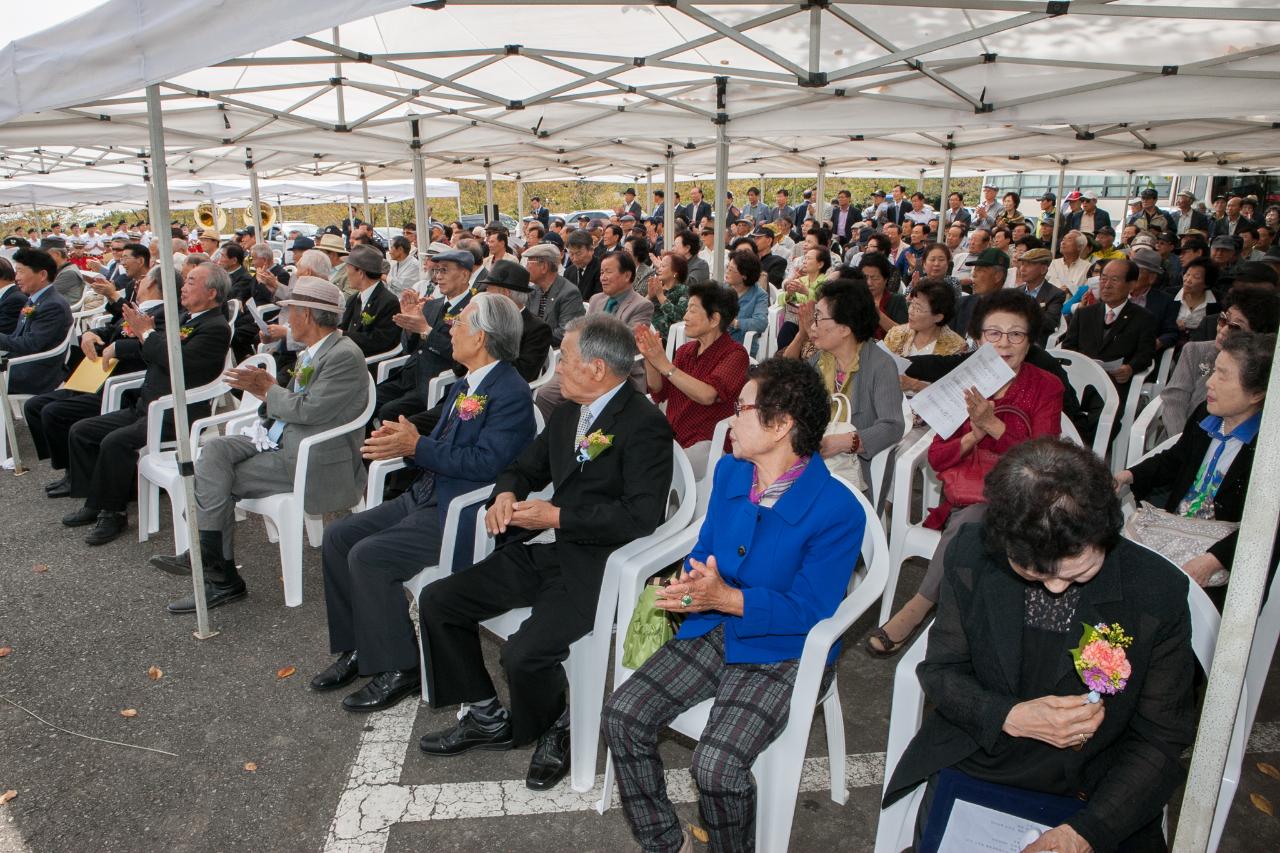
[
  {"x1": 1128, "y1": 246, "x2": 1179, "y2": 351},
  {"x1": 59, "y1": 263, "x2": 232, "y2": 546},
  {"x1": 1171, "y1": 189, "x2": 1211, "y2": 236},
  {"x1": 478, "y1": 260, "x2": 552, "y2": 382},
  {"x1": 85, "y1": 240, "x2": 147, "y2": 323},
  {"x1": 417, "y1": 313, "x2": 674, "y2": 792},
  {"x1": 534, "y1": 251, "x2": 654, "y2": 419},
  {"x1": 564, "y1": 230, "x2": 602, "y2": 301},
  {"x1": 1, "y1": 248, "x2": 74, "y2": 396},
  {"x1": 524, "y1": 243, "x2": 586, "y2": 346},
  {"x1": 1015, "y1": 248, "x2": 1065, "y2": 347},
  {"x1": 156, "y1": 278, "x2": 371, "y2": 614},
  {"x1": 1065, "y1": 191, "x2": 1112, "y2": 236},
  {"x1": 339, "y1": 245, "x2": 401, "y2": 361},
  {"x1": 1061, "y1": 257, "x2": 1157, "y2": 441},
  {"x1": 374, "y1": 249, "x2": 476, "y2": 423},
  {"x1": 312, "y1": 293, "x2": 537, "y2": 712},
  {"x1": 41, "y1": 238, "x2": 85, "y2": 304},
  {"x1": 683, "y1": 187, "x2": 712, "y2": 228}
]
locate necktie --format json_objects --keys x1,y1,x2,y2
[
  {"x1": 604, "y1": 297, "x2": 618, "y2": 314},
  {"x1": 535, "y1": 291, "x2": 549, "y2": 320},
  {"x1": 1105, "y1": 308, "x2": 1116, "y2": 325},
  {"x1": 267, "y1": 351, "x2": 311, "y2": 444},
  {"x1": 575, "y1": 405, "x2": 594, "y2": 450}
]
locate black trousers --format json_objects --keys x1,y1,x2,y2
[
  {"x1": 321, "y1": 490, "x2": 444, "y2": 675},
  {"x1": 375, "y1": 366, "x2": 429, "y2": 423},
  {"x1": 67, "y1": 408, "x2": 166, "y2": 512},
  {"x1": 23, "y1": 389, "x2": 101, "y2": 470},
  {"x1": 418, "y1": 542, "x2": 595, "y2": 746}
]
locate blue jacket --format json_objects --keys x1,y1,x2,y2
[
  {"x1": 678, "y1": 454, "x2": 864, "y2": 665},
  {"x1": 412, "y1": 360, "x2": 537, "y2": 568},
  {"x1": 0, "y1": 286, "x2": 72, "y2": 394},
  {"x1": 729, "y1": 284, "x2": 769, "y2": 357}
]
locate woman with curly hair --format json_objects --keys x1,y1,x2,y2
[{"x1": 603, "y1": 356, "x2": 865, "y2": 853}]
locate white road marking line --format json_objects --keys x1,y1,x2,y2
[{"x1": 323, "y1": 706, "x2": 1280, "y2": 853}]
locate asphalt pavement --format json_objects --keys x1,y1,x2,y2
[{"x1": 1, "y1": 430, "x2": 1279, "y2": 852}]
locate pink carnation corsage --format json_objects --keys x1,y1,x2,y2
[
  {"x1": 1072, "y1": 621, "x2": 1133, "y2": 702},
  {"x1": 454, "y1": 393, "x2": 487, "y2": 421}
]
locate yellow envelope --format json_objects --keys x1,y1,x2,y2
[{"x1": 63, "y1": 357, "x2": 118, "y2": 393}]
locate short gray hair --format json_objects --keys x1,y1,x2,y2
[
  {"x1": 147, "y1": 263, "x2": 183, "y2": 289},
  {"x1": 565, "y1": 314, "x2": 636, "y2": 378},
  {"x1": 251, "y1": 243, "x2": 274, "y2": 262},
  {"x1": 298, "y1": 249, "x2": 333, "y2": 278},
  {"x1": 308, "y1": 308, "x2": 340, "y2": 329},
  {"x1": 492, "y1": 286, "x2": 529, "y2": 309},
  {"x1": 197, "y1": 261, "x2": 229, "y2": 304},
  {"x1": 469, "y1": 292, "x2": 522, "y2": 363}
]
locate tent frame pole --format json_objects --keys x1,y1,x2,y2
[
  {"x1": 247, "y1": 149, "x2": 263, "y2": 248},
  {"x1": 938, "y1": 140, "x2": 954, "y2": 236},
  {"x1": 663, "y1": 149, "x2": 676, "y2": 250},
  {"x1": 515, "y1": 175, "x2": 524, "y2": 225},
  {"x1": 712, "y1": 77, "x2": 729, "y2": 282},
  {"x1": 360, "y1": 166, "x2": 371, "y2": 224},
  {"x1": 146, "y1": 84, "x2": 216, "y2": 641},
  {"x1": 1051, "y1": 159, "x2": 1067, "y2": 253},
  {"x1": 410, "y1": 120, "x2": 429, "y2": 261},
  {"x1": 484, "y1": 161, "x2": 495, "y2": 221}
]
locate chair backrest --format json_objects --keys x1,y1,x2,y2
[
  {"x1": 1059, "y1": 412, "x2": 1084, "y2": 447},
  {"x1": 694, "y1": 417, "x2": 732, "y2": 517},
  {"x1": 226, "y1": 298, "x2": 241, "y2": 326},
  {"x1": 665, "y1": 322, "x2": 687, "y2": 361},
  {"x1": 1245, "y1": 563, "x2": 1280, "y2": 734},
  {"x1": 1111, "y1": 362, "x2": 1155, "y2": 472},
  {"x1": 1048, "y1": 348, "x2": 1120, "y2": 459},
  {"x1": 1127, "y1": 395, "x2": 1166, "y2": 468}
]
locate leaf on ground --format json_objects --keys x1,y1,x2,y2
[
  {"x1": 119, "y1": 709, "x2": 139, "y2": 719},
  {"x1": 0, "y1": 647, "x2": 10, "y2": 658},
  {"x1": 275, "y1": 666, "x2": 296, "y2": 680},
  {"x1": 31, "y1": 563, "x2": 48, "y2": 574},
  {"x1": 0, "y1": 790, "x2": 16, "y2": 805},
  {"x1": 147, "y1": 665, "x2": 163, "y2": 681},
  {"x1": 1251, "y1": 792, "x2": 1275, "y2": 816},
  {"x1": 688, "y1": 824, "x2": 709, "y2": 844},
  {"x1": 1259, "y1": 762, "x2": 1280, "y2": 781},
  {"x1": 243, "y1": 762, "x2": 257, "y2": 772}
]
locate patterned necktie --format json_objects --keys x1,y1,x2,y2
[
  {"x1": 1105, "y1": 308, "x2": 1116, "y2": 325},
  {"x1": 604, "y1": 297, "x2": 618, "y2": 314},
  {"x1": 535, "y1": 290, "x2": 549, "y2": 320},
  {"x1": 574, "y1": 404, "x2": 594, "y2": 450}
]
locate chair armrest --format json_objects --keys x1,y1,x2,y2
[
  {"x1": 365, "y1": 345, "x2": 403, "y2": 367},
  {"x1": 100, "y1": 370, "x2": 146, "y2": 415},
  {"x1": 427, "y1": 369, "x2": 457, "y2": 408},
  {"x1": 191, "y1": 409, "x2": 257, "y2": 447},
  {"x1": 611, "y1": 522, "x2": 704, "y2": 680},
  {"x1": 365, "y1": 457, "x2": 408, "y2": 509},
  {"x1": 376, "y1": 353, "x2": 411, "y2": 384},
  {"x1": 145, "y1": 379, "x2": 228, "y2": 455},
  {"x1": 437, "y1": 484, "x2": 495, "y2": 569}
]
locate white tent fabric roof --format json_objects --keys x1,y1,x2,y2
[
  {"x1": 0, "y1": 178, "x2": 458, "y2": 210},
  {"x1": 0, "y1": 1, "x2": 1277, "y2": 183}
]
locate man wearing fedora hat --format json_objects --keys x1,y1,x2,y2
[
  {"x1": 475, "y1": 260, "x2": 552, "y2": 384},
  {"x1": 524, "y1": 243, "x2": 586, "y2": 346},
  {"x1": 315, "y1": 232, "x2": 351, "y2": 294},
  {"x1": 339, "y1": 245, "x2": 400, "y2": 361},
  {"x1": 155, "y1": 277, "x2": 371, "y2": 613}
]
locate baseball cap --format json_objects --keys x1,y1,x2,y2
[
  {"x1": 1082, "y1": 191, "x2": 1098, "y2": 201},
  {"x1": 971, "y1": 248, "x2": 1010, "y2": 269},
  {"x1": 425, "y1": 240, "x2": 453, "y2": 257},
  {"x1": 1038, "y1": 192, "x2": 1056, "y2": 203},
  {"x1": 1210, "y1": 235, "x2": 1239, "y2": 252},
  {"x1": 522, "y1": 243, "x2": 562, "y2": 265},
  {"x1": 1140, "y1": 188, "x2": 1159, "y2": 200},
  {"x1": 1065, "y1": 191, "x2": 1082, "y2": 202},
  {"x1": 1177, "y1": 188, "x2": 1196, "y2": 200},
  {"x1": 289, "y1": 236, "x2": 315, "y2": 252},
  {"x1": 1096, "y1": 226, "x2": 1116, "y2": 237}
]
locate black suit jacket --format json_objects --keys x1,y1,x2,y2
[
  {"x1": 684, "y1": 201, "x2": 712, "y2": 226},
  {"x1": 492, "y1": 382, "x2": 674, "y2": 619},
  {"x1": 0, "y1": 287, "x2": 73, "y2": 394},
  {"x1": 398, "y1": 290, "x2": 474, "y2": 391},
  {"x1": 1129, "y1": 401, "x2": 1276, "y2": 580},
  {"x1": 1211, "y1": 215, "x2": 1256, "y2": 239},
  {"x1": 828, "y1": 205, "x2": 858, "y2": 242},
  {"x1": 885, "y1": 524, "x2": 1196, "y2": 853},
  {"x1": 1134, "y1": 288, "x2": 1178, "y2": 351},
  {"x1": 227, "y1": 266, "x2": 257, "y2": 304},
  {"x1": 1024, "y1": 281, "x2": 1065, "y2": 347},
  {"x1": 760, "y1": 253, "x2": 788, "y2": 288},
  {"x1": 340, "y1": 281, "x2": 400, "y2": 358},
  {"x1": 1170, "y1": 208, "x2": 1209, "y2": 235},
  {"x1": 1061, "y1": 301, "x2": 1157, "y2": 383},
  {"x1": 70, "y1": 301, "x2": 167, "y2": 379},
  {"x1": 565, "y1": 258, "x2": 601, "y2": 301},
  {"x1": 0, "y1": 285, "x2": 27, "y2": 335},
  {"x1": 515, "y1": 308, "x2": 553, "y2": 383},
  {"x1": 112, "y1": 307, "x2": 230, "y2": 416},
  {"x1": 531, "y1": 207, "x2": 550, "y2": 228}
]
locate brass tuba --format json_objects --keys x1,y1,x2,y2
[
  {"x1": 241, "y1": 201, "x2": 275, "y2": 232},
  {"x1": 195, "y1": 203, "x2": 227, "y2": 232}
]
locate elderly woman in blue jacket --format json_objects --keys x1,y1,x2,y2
[{"x1": 603, "y1": 356, "x2": 865, "y2": 853}]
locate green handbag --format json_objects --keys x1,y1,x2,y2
[{"x1": 621, "y1": 576, "x2": 683, "y2": 670}]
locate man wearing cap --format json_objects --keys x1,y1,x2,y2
[
  {"x1": 1036, "y1": 192, "x2": 1058, "y2": 232},
  {"x1": 971, "y1": 183, "x2": 1000, "y2": 230},
  {"x1": 753, "y1": 227, "x2": 788, "y2": 288},
  {"x1": 1063, "y1": 190, "x2": 1083, "y2": 219},
  {"x1": 1128, "y1": 246, "x2": 1179, "y2": 351},
  {"x1": 1171, "y1": 189, "x2": 1209, "y2": 236},
  {"x1": 1128, "y1": 188, "x2": 1171, "y2": 234},
  {"x1": 1061, "y1": 258, "x2": 1156, "y2": 439},
  {"x1": 0, "y1": 248, "x2": 74, "y2": 396},
  {"x1": 155, "y1": 276, "x2": 371, "y2": 613},
  {"x1": 83, "y1": 223, "x2": 105, "y2": 257},
  {"x1": 952, "y1": 248, "x2": 1010, "y2": 337},
  {"x1": 288, "y1": 235, "x2": 316, "y2": 267},
  {"x1": 375, "y1": 249, "x2": 476, "y2": 423},
  {"x1": 340, "y1": 245, "x2": 401, "y2": 361},
  {"x1": 1015, "y1": 248, "x2": 1064, "y2": 347},
  {"x1": 524, "y1": 243, "x2": 586, "y2": 346},
  {"x1": 1089, "y1": 227, "x2": 1125, "y2": 263},
  {"x1": 41, "y1": 238, "x2": 85, "y2": 304},
  {"x1": 315, "y1": 232, "x2": 351, "y2": 294},
  {"x1": 1066, "y1": 191, "x2": 1111, "y2": 236},
  {"x1": 197, "y1": 228, "x2": 223, "y2": 258},
  {"x1": 621, "y1": 188, "x2": 642, "y2": 220},
  {"x1": 476, "y1": 260, "x2": 552, "y2": 383},
  {"x1": 59, "y1": 263, "x2": 232, "y2": 547}
]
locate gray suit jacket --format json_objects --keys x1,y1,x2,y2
[
  {"x1": 588, "y1": 287, "x2": 654, "y2": 330},
  {"x1": 263, "y1": 333, "x2": 370, "y2": 514},
  {"x1": 685, "y1": 256, "x2": 711, "y2": 286},
  {"x1": 52, "y1": 264, "x2": 84, "y2": 304},
  {"x1": 528, "y1": 275, "x2": 586, "y2": 345},
  {"x1": 810, "y1": 341, "x2": 906, "y2": 483}
]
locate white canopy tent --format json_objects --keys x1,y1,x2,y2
[
  {"x1": 0, "y1": 178, "x2": 458, "y2": 210},
  {"x1": 3, "y1": 5, "x2": 1279, "y2": 846}
]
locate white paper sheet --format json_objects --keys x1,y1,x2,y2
[
  {"x1": 908, "y1": 344, "x2": 1016, "y2": 439},
  {"x1": 1095, "y1": 358, "x2": 1123, "y2": 372},
  {"x1": 245, "y1": 298, "x2": 272, "y2": 334},
  {"x1": 877, "y1": 340, "x2": 913, "y2": 376},
  {"x1": 939, "y1": 799, "x2": 1051, "y2": 853}
]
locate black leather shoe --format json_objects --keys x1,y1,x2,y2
[
  {"x1": 45, "y1": 478, "x2": 72, "y2": 498},
  {"x1": 149, "y1": 552, "x2": 192, "y2": 576},
  {"x1": 84, "y1": 512, "x2": 127, "y2": 546},
  {"x1": 166, "y1": 578, "x2": 247, "y2": 614},
  {"x1": 61, "y1": 506, "x2": 98, "y2": 527},
  {"x1": 341, "y1": 668, "x2": 419, "y2": 712},
  {"x1": 419, "y1": 714, "x2": 513, "y2": 756},
  {"x1": 44, "y1": 475, "x2": 69, "y2": 494},
  {"x1": 310, "y1": 651, "x2": 360, "y2": 692},
  {"x1": 525, "y1": 720, "x2": 571, "y2": 790}
]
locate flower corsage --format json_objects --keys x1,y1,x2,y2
[
  {"x1": 360, "y1": 311, "x2": 376, "y2": 327},
  {"x1": 288, "y1": 364, "x2": 315, "y2": 388},
  {"x1": 454, "y1": 393, "x2": 487, "y2": 421},
  {"x1": 179, "y1": 325, "x2": 195, "y2": 341},
  {"x1": 576, "y1": 430, "x2": 614, "y2": 463},
  {"x1": 20, "y1": 305, "x2": 36, "y2": 319},
  {"x1": 1072, "y1": 621, "x2": 1133, "y2": 701}
]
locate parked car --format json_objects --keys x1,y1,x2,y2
[
  {"x1": 567, "y1": 209, "x2": 614, "y2": 224},
  {"x1": 458, "y1": 213, "x2": 520, "y2": 233}
]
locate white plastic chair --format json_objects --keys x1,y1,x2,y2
[
  {"x1": 364, "y1": 343, "x2": 404, "y2": 372},
  {"x1": 1144, "y1": 346, "x2": 1176, "y2": 401},
  {"x1": 874, "y1": 577, "x2": 1248, "y2": 853},
  {"x1": 375, "y1": 352, "x2": 410, "y2": 384},
  {"x1": 136, "y1": 354, "x2": 275, "y2": 556},
  {"x1": 1110, "y1": 363, "x2": 1155, "y2": 473},
  {"x1": 1127, "y1": 396, "x2": 1168, "y2": 469},
  {"x1": 1048, "y1": 348, "x2": 1120, "y2": 461},
  {"x1": 869, "y1": 398, "x2": 914, "y2": 515},
  {"x1": 98, "y1": 369, "x2": 146, "y2": 415},
  {"x1": 598, "y1": 476, "x2": 891, "y2": 853},
  {"x1": 664, "y1": 321, "x2": 688, "y2": 361},
  {"x1": 1059, "y1": 411, "x2": 1084, "y2": 447},
  {"x1": 693, "y1": 417, "x2": 732, "y2": 517},
  {"x1": 528, "y1": 348, "x2": 560, "y2": 394},
  {"x1": 458, "y1": 441, "x2": 697, "y2": 793},
  {"x1": 0, "y1": 319, "x2": 78, "y2": 461},
  {"x1": 881, "y1": 428, "x2": 942, "y2": 625},
  {"x1": 234, "y1": 373, "x2": 376, "y2": 607}
]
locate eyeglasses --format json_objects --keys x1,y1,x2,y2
[
  {"x1": 981, "y1": 327, "x2": 1029, "y2": 344},
  {"x1": 732, "y1": 401, "x2": 760, "y2": 416},
  {"x1": 810, "y1": 310, "x2": 837, "y2": 325},
  {"x1": 906, "y1": 302, "x2": 934, "y2": 316},
  {"x1": 1217, "y1": 315, "x2": 1247, "y2": 332}
]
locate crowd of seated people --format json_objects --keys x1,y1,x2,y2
[{"x1": 4, "y1": 184, "x2": 1276, "y2": 847}]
